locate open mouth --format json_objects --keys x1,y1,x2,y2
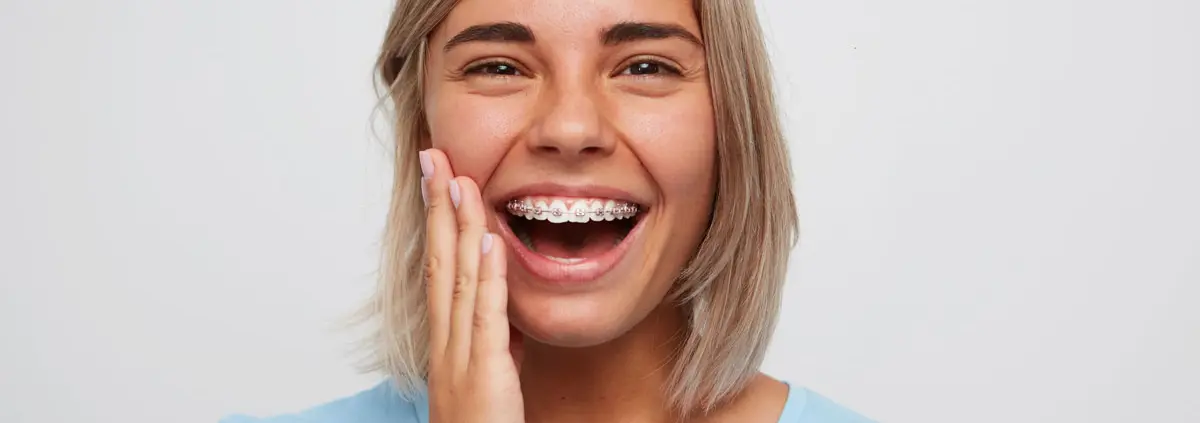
[
  {"x1": 504, "y1": 197, "x2": 642, "y2": 261},
  {"x1": 496, "y1": 196, "x2": 646, "y2": 284}
]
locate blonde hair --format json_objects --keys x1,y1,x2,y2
[{"x1": 361, "y1": 0, "x2": 797, "y2": 416}]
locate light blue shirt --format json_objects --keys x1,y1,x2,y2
[{"x1": 221, "y1": 381, "x2": 874, "y2": 423}]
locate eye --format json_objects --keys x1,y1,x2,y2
[
  {"x1": 464, "y1": 60, "x2": 523, "y2": 77},
  {"x1": 619, "y1": 59, "x2": 682, "y2": 77}
]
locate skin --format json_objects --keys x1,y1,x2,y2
[{"x1": 419, "y1": 0, "x2": 788, "y2": 422}]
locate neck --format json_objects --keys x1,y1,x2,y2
[{"x1": 521, "y1": 304, "x2": 686, "y2": 423}]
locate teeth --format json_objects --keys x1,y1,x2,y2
[
  {"x1": 547, "y1": 200, "x2": 568, "y2": 223},
  {"x1": 505, "y1": 196, "x2": 640, "y2": 223},
  {"x1": 533, "y1": 200, "x2": 548, "y2": 221},
  {"x1": 545, "y1": 256, "x2": 586, "y2": 264}
]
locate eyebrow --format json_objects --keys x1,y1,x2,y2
[
  {"x1": 442, "y1": 21, "x2": 704, "y2": 53},
  {"x1": 443, "y1": 22, "x2": 535, "y2": 52},
  {"x1": 602, "y1": 22, "x2": 703, "y2": 47}
]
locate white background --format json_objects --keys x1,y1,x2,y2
[{"x1": 1, "y1": 0, "x2": 1197, "y2": 422}]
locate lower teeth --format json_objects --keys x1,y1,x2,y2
[{"x1": 546, "y1": 256, "x2": 586, "y2": 264}]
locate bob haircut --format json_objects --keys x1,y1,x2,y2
[{"x1": 361, "y1": 0, "x2": 798, "y2": 416}]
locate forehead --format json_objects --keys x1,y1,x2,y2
[{"x1": 432, "y1": 0, "x2": 699, "y2": 42}]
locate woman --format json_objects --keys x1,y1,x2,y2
[{"x1": 225, "y1": 0, "x2": 872, "y2": 422}]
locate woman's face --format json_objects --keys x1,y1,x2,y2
[{"x1": 424, "y1": 0, "x2": 715, "y2": 347}]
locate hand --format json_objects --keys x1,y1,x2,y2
[{"x1": 421, "y1": 149, "x2": 525, "y2": 423}]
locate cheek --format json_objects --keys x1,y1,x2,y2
[
  {"x1": 614, "y1": 93, "x2": 716, "y2": 204},
  {"x1": 426, "y1": 94, "x2": 528, "y2": 182}
]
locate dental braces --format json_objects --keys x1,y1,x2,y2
[{"x1": 506, "y1": 200, "x2": 639, "y2": 219}]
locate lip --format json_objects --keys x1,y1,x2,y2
[{"x1": 490, "y1": 182, "x2": 649, "y2": 287}]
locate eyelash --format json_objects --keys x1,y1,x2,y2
[
  {"x1": 617, "y1": 58, "x2": 683, "y2": 77},
  {"x1": 463, "y1": 60, "x2": 524, "y2": 77},
  {"x1": 462, "y1": 58, "x2": 683, "y2": 78}
]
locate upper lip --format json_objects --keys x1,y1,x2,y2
[{"x1": 493, "y1": 182, "x2": 650, "y2": 208}]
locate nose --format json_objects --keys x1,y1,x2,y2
[{"x1": 527, "y1": 82, "x2": 615, "y2": 160}]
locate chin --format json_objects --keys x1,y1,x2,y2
[{"x1": 504, "y1": 287, "x2": 652, "y2": 346}]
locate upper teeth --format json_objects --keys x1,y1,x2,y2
[{"x1": 506, "y1": 197, "x2": 640, "y2": 223}]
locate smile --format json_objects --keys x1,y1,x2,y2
[{"x1": 495, "y1": 192, "x2": 648, "y2": 285}]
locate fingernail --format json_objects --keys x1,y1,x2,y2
[
  {"x1": 448, "y1": 179, "x2": 461, "y2": 209},
  {"x1": 420, "y1": 177, "x2": 428, "y2": 206},
  {"x1": 481, "y1": 233, "x2": 494, "y2": 254},
  {"x1": 418, "y1": 150, "x2": 434, "y2": 178}
]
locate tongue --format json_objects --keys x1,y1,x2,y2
[{"x1": 526, "y1": 221, "x2": 625, "y2": 258}]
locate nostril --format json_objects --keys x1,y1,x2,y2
[{"x1": 534, "y1": 145, "x2": 602, "y2": 156}]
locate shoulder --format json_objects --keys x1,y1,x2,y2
[
  {"x1": 779, "y1": 385, "x2": 876, "y2": 423},
  {"x1": 219, "y1": 381, "x2": 428, "y2": 423}
]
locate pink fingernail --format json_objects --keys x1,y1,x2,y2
[
  {"x1": 448, "y1": 179, "x2": 461, "y2": 209},
  {"x1": 420, "y1": 177, "x2": 428, "y2": 206},
  {"x1": 481, "y1": 233, "x2": 494, "y2": 254},
  {"x1": 418, "y1": 150, "x2": 434, "y2": 178}
]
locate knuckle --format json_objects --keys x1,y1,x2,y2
[
  {"x1": 483, "y1": 275, "x2": 508, "y2": 291},
  {"x1": 452, "y1": 274, "x2": 472, "y2": 298},
  {"x1": 455, "y1": 221, "x2": 486, "y2": 237},
  {"x1": 424, "y1": 183, "x2": 449, "y2": 209},
  {"x1": 425, "y1": 195, "x2": 445, "y2": 210},
  {"x1": 472, "y1": 310, "x2": 490, "y2": 331},
  {"x1": 456, "y1": 220, "x2": 477, "y2": 235},
  {"x1": 423, "y1": 256, "x2": 440, "y2": 286}
]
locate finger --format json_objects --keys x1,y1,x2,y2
[
  {"x1": 422, "y1": 148, "x2": 457, "y2": 366},
  {"x1": 448, "y1": 176, "x2": 488, "y2": 370},
  {"x1": 472, "y1": 231, "x2": 514, "y2": 367}
]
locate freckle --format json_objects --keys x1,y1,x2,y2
[{"x1": 560, "y1": 396, "x2": 566, "y2": 400}]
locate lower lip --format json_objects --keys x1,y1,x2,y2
[{"x1": 493, "y1": 213, "x2": 646, "y2": 285}]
